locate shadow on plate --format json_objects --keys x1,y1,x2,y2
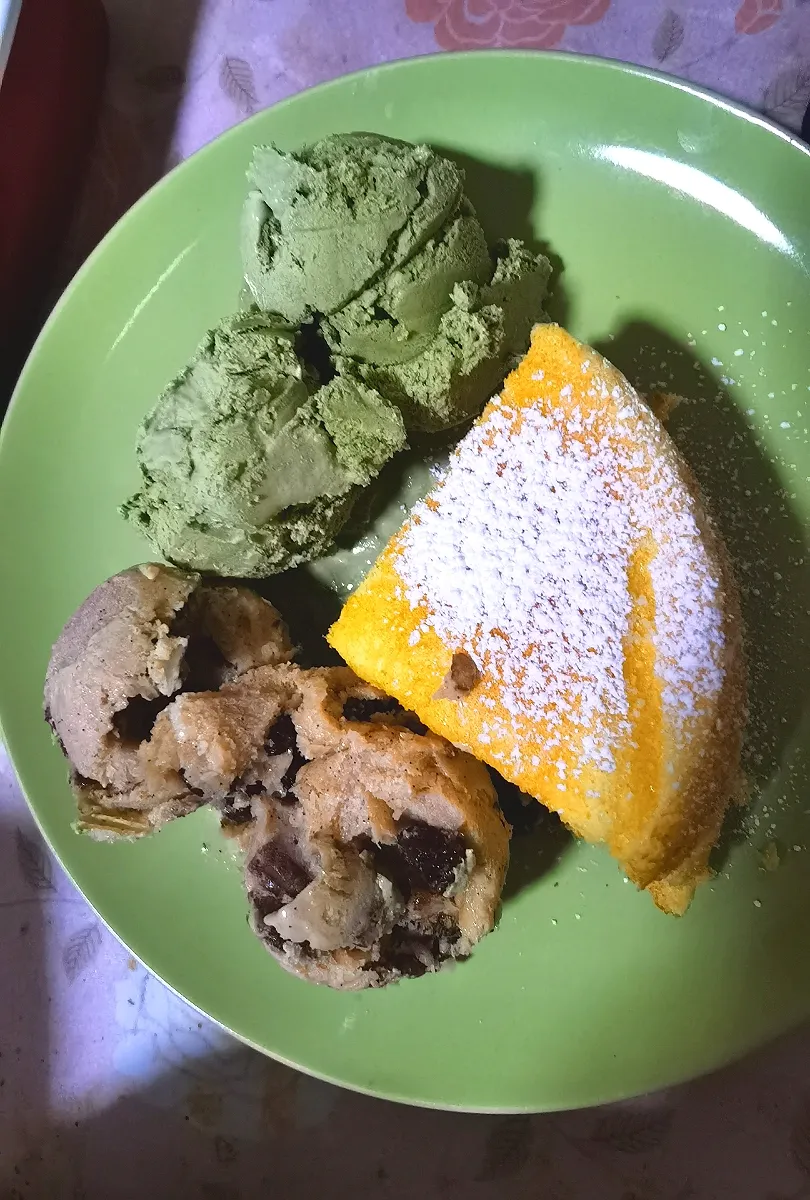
[
  {"x1": 434, "y1": 146, "x2": 537, "y2": 245},
  {"x1": 335, "y1": 425, "x2": 464, "y2": 550},
  {"x1": 493, "y1": 773, "x2": 574, "y2": 902},
  {"x1": 595, "y1": 320, "x2": 810, "y2": 862},
  {"x1": 256, "y1": 570, "x2": 344, "y2": 667},
  {"x1": 431, "y1": 144, "x2": 571, "y2": 331}
]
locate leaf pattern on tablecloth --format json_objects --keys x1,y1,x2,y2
[
  {"x1": 219, "y1": 56, "x2": 259, "y2": 114},
  {"x1": 763, "y1": 63, "x2": 810, "y2": 119},
  {"x1": 62, "y1": 922, "x2": 103, "y2": 982},
  {"x1": 476, "y1": 1115, "x2": 534, "y2": 1180},
  {"x1": 652, "y1": 9, "x2": 685, "y2": 61},
  {"x1": 590, "y1": 1107, "x2": 673, "y2": 1153},
  {"x1": 15, "y1": 827, "x2": 55, "y2": 891}
]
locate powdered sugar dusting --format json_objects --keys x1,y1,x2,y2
[{"x1": 396, "y1": 367, "x2": 727, "y2": 773}]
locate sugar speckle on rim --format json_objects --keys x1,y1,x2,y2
[{"x1": 395, "y1": 363, "x2": 727, "y2": 773}]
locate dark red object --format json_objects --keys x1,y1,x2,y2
[{"x1": 0, "y1": 0, "x2": 107, "y2": 391}]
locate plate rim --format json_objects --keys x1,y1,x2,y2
[{"x1": 3, "y1": 48, "x2": 810, "y2": 1112}]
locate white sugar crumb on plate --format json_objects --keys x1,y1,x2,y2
[{"x1": 395, "y1": 363, "x2": 727, "y2": 775}]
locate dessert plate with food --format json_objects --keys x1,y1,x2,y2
[{"x1": 2, "y1": 51, "x2": 810, "y2": 1111}]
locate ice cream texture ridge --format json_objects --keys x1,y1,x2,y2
[{"x1": 123, "y1": 132, "x2": 551, "y2": 576}]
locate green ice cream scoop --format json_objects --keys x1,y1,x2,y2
[
  {"x1": 121, "y1": 312, "x2": 406, "y2": 577},
  {"x1": 242, "y1": 132, "x2": 464, "y2": 323},
  {"x1": 341, "y1": 241, "x2": 553, "y2": 432},
  {"x1": 322, "y1": 198, "x2": 492, "y2": 366}
]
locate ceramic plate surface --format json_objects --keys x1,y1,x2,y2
[{"x1": 2, "y1": 52, "x2": 810, "y2": 1111}]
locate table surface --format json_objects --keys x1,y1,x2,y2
[{"x1": 4, "y1": 2, "x2": 810, "y2": 1196}]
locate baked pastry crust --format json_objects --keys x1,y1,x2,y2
[{"x1": 43, "y1": 563, "x2": 293, "y2": 837}]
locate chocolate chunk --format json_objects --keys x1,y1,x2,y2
[
  {"x1": 264, "y1": 713, "x2": 298, "y2": 756},
  {"x1": 380, "y1": 928, "x2": 458, "y2": 977},
  {"x1": 342, "y1": 696, "x2": 401, "y2": 723},
  {"x1": 264, "y1": 714, "x2": 308, "y2": 794},
  {"x1": 255, "y1": 916, "x2": 286, "y2": 949},
  {"x1": 369, "y1": 821, "x2": 466, "y2": 897},
  {"x1": 220, "y1": 793, "x2": 254, "y2": 825},
  {"x1": 111, "y1": 694, "x2": 171, "y2": 744},
  {"x1": 405, "y1": 900, "x2": 462, "y2": 945},
  {"x1": 379, "y1": 929, "x2": 430, "y2": 977},
  {"x1": 388, "y1": 953, "x2": 428, "y2": 979},
  {"x1": 181, "y1": 634, "x2": 229, "y2": 693},
  {"x1": 249, "y1": 843, "x2": 311, "y2": 909}
]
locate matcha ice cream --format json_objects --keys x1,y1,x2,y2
[
  {"x1": 122, "y1": 312, "x2": 406, "y2": 577},
  {"x1": 243, "y1": 133, "x2": 551, "y2": 432},
  {"x1": 242, "y1": 133, "x2": 465, "y2": 324},
  {"x1": 336, "y1": 239, "x2": 551, "y2": 431},
  {"x1": 124, "y1": 134, "x2": 553, "y2": 578}
]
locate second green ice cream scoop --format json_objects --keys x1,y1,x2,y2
[{"x1": 121, "y1": 312, "x2": 406, "y2": 577}]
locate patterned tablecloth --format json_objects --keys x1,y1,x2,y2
[{"x1": 3, "y1": 3, "x2": 810, "y2": 1196}]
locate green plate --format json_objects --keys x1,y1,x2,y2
[{"x1": 2, "y1": 51, "x2": 810, "y2": 1112}]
